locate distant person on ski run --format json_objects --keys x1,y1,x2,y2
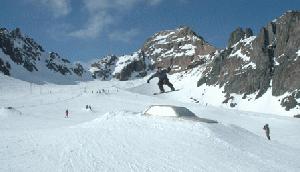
[
  {"x1": 65, "y1": 109, "x2": 69, "y2": 118},
  {"x1": 263, "y1": 124, "x2": 270, "y2": 140},
  {"x1": 147, "y1": 66, "x2": 175, "y2": 93}
]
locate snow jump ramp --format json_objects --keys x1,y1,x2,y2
[{"x1": 143, "y1": 105, "x2": 217, "y2": 123}]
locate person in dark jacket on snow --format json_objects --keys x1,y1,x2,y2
[
  {"x1": 65, "y1": 109, "x2": 69, "y2": 118},
  {"x1": 263, "y1": 124, "x2": 271, "y2": 140},
  {"x1": 147, "y1": 66, "x2": 175, "y2": 93}
]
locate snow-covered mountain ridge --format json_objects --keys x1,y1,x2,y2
[
  {"x1": 91, "y1": 26, "x2": 216, "y2": 80},
  {"x1": 0, "y1": 28, "x2": 92, "y2": 84},
  {"x1": 90, "y1": 51, "x2": 152, "y2": 81}
]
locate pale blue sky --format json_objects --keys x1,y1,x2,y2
[{"x1": 1, "y1": 0, "x2": 299, "y2": 62}]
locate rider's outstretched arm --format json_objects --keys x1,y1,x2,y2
[{"x1": 147, "y1": 73, "x2": 157, "y2": 83}]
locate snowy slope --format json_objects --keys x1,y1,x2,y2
[
  {"x1": 1, "y1": 74, "x2": 300, "y2": 171},
  {"x1": 130, "y1": 66, "x2": 299, "y2": 117}
]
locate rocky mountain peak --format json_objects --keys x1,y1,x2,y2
[
  {"x1": 272, "y1": 10, "x2": 300, "y2": 23},
  {"x1": 141, "y1": 26, "x2": 216, "y2": 72},
  {"x1": 228, "y1": 27, "x2": 253, "y2": 47},
  {"x1": 91, "y1": 26, "x2": 217, "y2": 80},
  {"x1": 10, "y1": 28, "x2": 22, "y2": 38},
  {"x1": 172, "y1": 26, "x2": 205, "y2": 40}
]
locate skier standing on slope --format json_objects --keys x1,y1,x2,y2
[
  {"x1": 65, "y1": 109, "x2": 69, "y2": 118},
  {"x1": 147, "y1": 66, "x2": 175, "y2": 93},
  {"x1": 263, "y1": 124, "x2": 271, "y2": 140}
]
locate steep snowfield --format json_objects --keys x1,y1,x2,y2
[{"x1": 1, "y1": 74, "x2": 300, "y2": 171}]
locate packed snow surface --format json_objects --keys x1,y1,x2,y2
[
  {"x1": 1, "y1": 74, "x2": 300, "y2": 172},
  {"x1": 144, "y1": 105, "x2": 179, "y2": 117},
  {"x1": 143, "y1": 105, "x2": 196, "y2": 117}
]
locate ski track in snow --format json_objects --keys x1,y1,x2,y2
[{"x1": 1, "y1": 75, "x2": 300, "y2": 172}]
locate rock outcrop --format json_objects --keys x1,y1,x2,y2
[
  {"x1": 198, "y1": 11, "x2": 300, "y2": 111},
  {"x1": 91, "y1": 52, "x2": 151, "y2": 81},
  {"x1": 228, "y1": 27, "x2": 253, "y2": 47},
  {"x1": 0, "y1": 28, "x2": 43, "y2": 73},
  {"x1": 90, "y1": 55, "x2": 118, "y2": 80}
]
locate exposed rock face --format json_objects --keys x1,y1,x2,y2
[
  {"x1": 0, "y1": 28, "x2": 43, "y2": 72},
  {"x1": 198, "y1": 35, "x2": 260, "y2": 96},
  {"x1": 46, "y1": 52, "x2": 72, "y2": 75},
  {"x1": 0, "y1": 27, "x2": 91, "y2": 83},
  {"x1": 198, "y1": 11, "x2": 300, "y2": 111},
  {"x1": 271, "y1": 12, "x2": 300, "y2": 96},
  {"x1": 72, "y1": 63, "x2": 85, "y2": 77},
  {"x1": 91, "y1": 52, "x2": 151, "y2": 81},
  {"x1": 114, "y1": 59, "x2": 147, "y2": 81},
  {"x1": 228, "y1": 27, "x2": 253, "y2": 47},
  {"x1": 0, "y1": 58, "x2": 10, "y2": 75},
  {"x1": 90, "y1": 55, "x2": 118, "y2": 80},
  {"x1": 141, "y1": 26, "x2": 216, "y2": 73},
  {"x1": 281, "y1": 91, "x2": 300, "y2": 111}
]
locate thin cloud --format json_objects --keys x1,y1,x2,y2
[
  {"x1": 68, "y1": 12, "x2": 113, "y2": 38},
  {"x1": 147, "y1": 0, "x2": 163, "y2": 6},
  {"x1": 30, "y1": 0, "x2": 71, "y2": 17},
  {"x1": 83, "y1": 0, "x2": 140, "y2": 12},
  {"x1": 68, "y1": 0, "x2": 163, "y2": 39},
  {"x1": 108, "y1": 29, "x2": 140, "y2": 42},
  {"x1": 46, "y1": 23, "x2": 72, "y2": 40}
]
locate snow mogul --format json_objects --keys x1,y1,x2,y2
[{"x1": 147, "y1": 66, "x2": 175, "y2": 93}]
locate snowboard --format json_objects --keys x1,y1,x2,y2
[{"x1": 153, "y1": 89, "x2": 180, "y2": 95}]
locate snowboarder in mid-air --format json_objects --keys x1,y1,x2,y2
[
  {"x1": 263, "y1": 124, "x2": 271, "y2": 140},
  {"x1": 147, "y1": 66, "x2": 175, "y2": 93}
]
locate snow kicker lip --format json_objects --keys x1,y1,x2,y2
[
  {"x1": 143, "y1": 105, "x2": 218, "y2": 123},
  {"x1": 183, "y1": 116, "x2": 218, "y2": 123}
]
